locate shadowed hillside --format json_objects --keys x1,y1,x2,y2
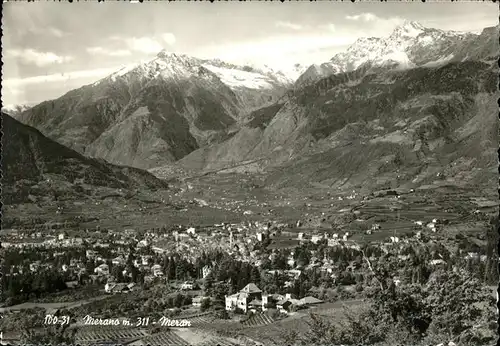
[{"x1": 2, "y1": 113, "x2": 169, "y2": 204}]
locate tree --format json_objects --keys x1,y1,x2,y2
[
  {"x1": 213, "y1": 282, "x2": 230, "y2": 303},
  {"x1": 484, "y1": 216, "x2": 499, "y2": 284},
  {"x1": 215, "y1": 309, "x2": 229, "y2": 320},
  {"x1": 111, "y1": 266, "x2": 124, "y2": 282},
  {"x1": 272, "y1": 252, "x2": 288, "y2": 270},
  {"x1": 250, "y1": 267, "x2": 261, "y2": 286},
  {"x1": 200, "y1": 298, "x2": 211, "y2": 312},
  {"x1": 424, "y1": 269, "x2": 491, "y2": 338},
  {"x1": 173, "y1": 293, "x2": 185, "y2": 308},
  {"x1": 21, "y1": 324, "x2": 77, "y2": 345},
  {"x1": 204, "y1": 271, "x2": 215, "y2": 296},
  {"x1": 167, "y1": 259, "x2": 176, "y2": 280},
  {"x1": 295, "y1": 247, "x2": 311, "y2": 267}
]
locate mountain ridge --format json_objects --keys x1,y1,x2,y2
[
  {"x1": 2, "y1": 113, "x2": 169, "y2": 205},
  {"x1": 175, "y1": 59, "x2": 498, "y2": 192},
  {"x1": 14, "y1": 23, "x2": 498, "y2": 182},
  {"x1": 295, "y1": 22, "x2": 498, "y2": 87},
  {"x1": 18, "y1": 51, "x2": 293, "y2": 169}
]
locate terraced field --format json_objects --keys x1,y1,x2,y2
[
  {"x1": 170, "y1": 327, "x2": 247, "y2": 346},
  {"x1": 181, "y1": 312, "x2": 243, "y2": 331},
  {"x1": 197, "y1": 337, "x2": 244, "y2": 346},
  {"x1": 140, "y1": 330, "x2": 190, "y2": 346},
  {"x1": 228, "y1": 300, "x2": 366, "y2": 346},
  {"x1": 241, "y1": 313, "x2": 275, "y2": 327},
  {"x1": 74, "y1": 326, "x2": 149, "y2": 344},
  {"x1": 187, "y1": 313, "x2": 217, "y2": 326}
]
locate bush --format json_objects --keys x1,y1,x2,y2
[
  {"x1": 215, "y1": 309, "x2": 229, "y2": 320},
  {"x1": 264, "y1": 302, "x2": 276, "y2": 309},
  {"x1": 200, "y1": 298, "x2": 211, "y2": 312},
  {"x1": 304, "y1": 268, "x2": 494, "y2": 345}
]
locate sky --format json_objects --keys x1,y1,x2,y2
[{"x1": 2, "y1": 1, "x2": 498, "y2": 106}]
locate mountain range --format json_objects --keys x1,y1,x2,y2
[
  {"x1": 296, "y1": 21, "x2": 498, "y2": 86},
  {"x1": 17, "y1": 53, "x2": 297, "y2": 169},
  {"x1": 12, "y1": 21, "x2": 499, "y2": 193}
]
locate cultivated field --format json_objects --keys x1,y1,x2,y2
[{"x1": 74, "y1": 326, "x2": 149, "y2": 344}]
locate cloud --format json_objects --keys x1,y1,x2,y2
[
  {"x1": 48, "y1": 27, "x2": 67, "y2": 38},
  {"x1": 87, "y1": 47, "x2": 132, "y2": 57},
  {"x1": 200, "y1": 34, "x2": 357, "y2": 68},
  {"x1": 125, "y1": 37, "x2": 163, "y2": 54},
  {"x1": 345, "y1": 13, "x2": 378, "y2": 22},
  {"x1": 3, "y1": 67, "x2": 120, "y2": 87},
  {"x1": 109, "y1": 34, "x2": 175, "y2": 54},
  {"x1": 6, "y1": 49, "x2": 74, "y2": 67},
  {"x1": 345, "y1": 13, "x2": 405, "y2": 35},
  {"x1": 275, "y1": 21, "x2": 304, "y2": 31},
  {"x1": 323, "y1": 24, "x2": 336, "y2": 32},
  {"x1": 161, "y1": 33, "x2": 176, "y2": 46}
]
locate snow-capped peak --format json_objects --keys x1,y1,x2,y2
[
  {"x1": 156, "y1": 50, "x2": 200, "y2": 65},
  {"x1": 401, "y1": 20, "x2": 425, "y2": 31},
  {"x1": 156, "y1": 49, "x2": 176, "y2": 59},
  {"x1": 390, "y1": 21, "x2": 426, "y2": 39},
  {"x1": 296, "y1": 21, "x2": 481, "y2": 86},
  {"x1": 91, "y1": 50, "x2": 294, "y2": 92}
]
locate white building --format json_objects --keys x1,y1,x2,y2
[
  {"x1": 180, "y1": 281, "x2": 194, "y2": 290},
  {"x1": 328, "y1": 239, "x2": 340, "y2": 247},
  {"x1": 311, "y1": 235, "x2": 321, "y2": 244},
  {"x1": 105, "y1": 282, "x2": 116, "y2": 293},
  {"x1": 86, "y1": 250, "x2": 97, "y2": 259},
  {"x1": 429, "y1": 259, "x2": 446, "y2": 266},
  {"x1": 94, "y1": 264, "x2": 109, "y2": 276},
  {"x1": 202, "y1": 265, "x2": 212, "y2": 278},
  {"x1": 225, "y1": 283, "x2": 262, "y2": 313},
  {"x1": 141, "y1": 255, "x2": 152, "y2": 266},
  {"x1": 151, "y1": 264, "x2": 164, "y2": 277},
  {"x1": 192, "y1": 296, "x2": 210, "y2": 308},
  {"x1": 137, "y1": 240, "x2": 149, "y2": 248},
  {"x1": 112, "y1": 256, "x2": 125, "y2": 266}
]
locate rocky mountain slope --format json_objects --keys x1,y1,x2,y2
[
  {"x1": 17, "y1": 52, "x2": 292, "y2": 169},
  {"x1": 178, "y1": 57, "x2": 498, "y2": 191},
  {"x1": 2, "y1": 113, "x2": 169, "y2": 204},
  {"x1": 296, "y1": 21, "x2": 498, "y2": 87},
  {"x1": 174, "y1": 23, "x2": 498, "y2": 192}
]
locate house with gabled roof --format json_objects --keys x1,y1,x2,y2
[
  {"x1": 299, "y1": 296, "x2": 323, "y2": 306},
  {"x1": 225, "y1": 283, "x2": 262, "y2": 313},
  {"x1": 240, "y1": 283, "x2": 262, "y2": 296}
]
